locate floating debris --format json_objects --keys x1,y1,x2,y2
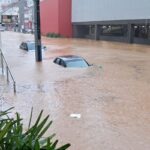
[{"x1": 70, "y1": 113, "x2": 81, "y2": 119}]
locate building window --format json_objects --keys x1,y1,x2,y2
[
  {"x1": 134, "y1": 25, "x2": 149, "y2": 39},
  {"x1": 101, "y1": 25, "x2": 127, "y2": 37},
  {"x1": 89, "y1": 25, "x2": 95, "y2": 35}
]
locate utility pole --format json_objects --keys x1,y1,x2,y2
[
  {"x1": 33, "y1": 0, "x2": 42, "y2": 62},
  {"x1": 18, "y1": 0, "x2": 25, "y2": 32}
]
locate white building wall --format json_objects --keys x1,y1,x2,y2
[{"x1": 72, "y1": 0, "x2": 150, "y2": 22}]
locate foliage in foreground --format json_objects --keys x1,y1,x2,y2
[{"x1": 0, "y1": 107, "x2": 70, "y2": 150}]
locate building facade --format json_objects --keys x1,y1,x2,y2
[
  {"x1": 0, "y1": 0, "x2": 18, "y2": 30},
  {"x1": 0, "y1": 0, "x2": 16, "y2": 11},
  {"x1": 72, "y1": 0, "x2": 150, "y2": 44},
  {"x1": 1, "y1": 0, "x2": 149, "y2": 44},
  {"x1": 0, "y1": 0, "x2": 34, "y2": 31}
]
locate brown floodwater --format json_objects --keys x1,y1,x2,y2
[{"x1": 0, "y1": 31, "x2": 150, "y2": 150}]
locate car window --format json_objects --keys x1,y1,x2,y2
[
  {"x1": 55, "y1": 58, "x2": 60, "y2": 64},
  {"x1": 24, "y1": 43, "x2": 28, "y2": 50},
  {"x1": 21, "y1": 43, "x2": 24, "y2": 48},
  {"x1": 54, "y1": 58, "x2": 57, "y2": 63},
  {"x1": 22, "y1": 43, "x2": 25, "y2": 49},
  {"x1": 27, "y1": 43, "x2": 45, "y2": 50},
  {"x1": 28, "y1": 43, "x2": 35, "y2": 50},
  {"x1": 60, "y1": 60, "x2": 65, "y2": 67},
  {"x1": 66, "y1": 59, "x2": 89, "y2": 68}
]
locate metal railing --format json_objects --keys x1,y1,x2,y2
[{"x1": 0, "y1": 49, "x2": 16, "y2": 93}]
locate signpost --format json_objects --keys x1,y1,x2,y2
[{"x1": 33, "y1": 0, "x2": 42, "y2": 62}]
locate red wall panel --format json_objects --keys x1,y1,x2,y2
[
  {"x1": 40, "y1": 0, "x2": 72, "y2": 37},
  {"x1": 40, "y1": 0, "x2": 59, "y2": 35},
  {"x1": 59, "y1": 0, "x2": 72, "y2": 37}
]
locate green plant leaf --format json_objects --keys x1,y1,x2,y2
[
  {"x1": 0, "y1": 108, "x2": 71, "y2": 150},
  {"x1": 38, "y1": 120, "x2": 53, "y2": 139},
  {"x1": 34, "y1": 140, "x2": 40, "y2": 150},
  {"x1": 56, "y1": 144, "x2": 71, "y2": 150},
  {"x1": 0, "y1": 121, "x2": 13, "y2": 141},
  {"x1": 28, "y1": 107, "x2": 33, "y2": 130},
  {"x1": 24, "y1": 110, "x2": 44, "y2": 137},
  {"x1": 0, "y1": 107, "x2": 14, "y2": 117},
  {"x1": 50, "y1": 139, "x2": 58, "y2": 149},
  {"x1": 39, "y1": 133, "x2": 56, "y2": 148},
  {"x1": 34, "y1": 110, "x2": 44, "y2": 127},
  {"x1": 33, "y1": 115, "x2": 50, "y2": 139}
]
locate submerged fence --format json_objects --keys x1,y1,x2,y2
[{"x1": 0, "y1": 49, "x2": 16, "y2": 93}]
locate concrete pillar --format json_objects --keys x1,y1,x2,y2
[
  {"x1": 95, "y1": 25, "x2": 101, "y2": 40},
  {"x1": 127, "y1": 24, "x2": 134, "y2": 43},
  {"x1": 73, "y1": 25, "x2": 79, "y2": 38},
  {"x1": 146, "y1": 25, "x2": 149, "y2": 39},
  {"x1": 18, "y1": 0, "x2": 25, "y2": 32}
]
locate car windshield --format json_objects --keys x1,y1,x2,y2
[
  {"x1": 66, "y1": 59, "x2": 89, "y2": 68},
  {"x1": 28, "y1": 43, "x2": 35, "y2": 50},
  {"x1": 27, "y1": 43, "x2": 45, "y2": 50}
]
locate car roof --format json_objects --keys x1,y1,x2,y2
[
  {"x1": 22, "y1": 41, "x2": 44, "y2": 46},
  {"x1": 57, "y1": 55, "x2": 84, "y2": 61},
  {"x1": 24, "y1": 41, "x2": 35, "y2": 44}
]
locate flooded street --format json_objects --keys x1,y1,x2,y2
[{"x1": 1, "y1": 31, "x2": 150, "y2": 150}]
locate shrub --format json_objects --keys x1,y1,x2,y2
[
  {"x1": 0, "y1": 107, "x2": 70, "y2": 150},
  {"x1": 46, "y1": 33, "x2": 63, "y2": 38}
]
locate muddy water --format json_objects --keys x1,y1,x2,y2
[{"x1": 1, "y1": 31, "x2": 150, "y2": 150}]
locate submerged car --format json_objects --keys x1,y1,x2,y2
[
  {"x1": 53, "y1": 55, "x2": 91, "y2": 68},
  {"x1": 19, "y1": 41, "x2": 46, "y2": 51}
]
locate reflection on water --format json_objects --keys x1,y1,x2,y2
[{"x1": 1, "y1": 31, "x2": 150, "y2": 150}]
